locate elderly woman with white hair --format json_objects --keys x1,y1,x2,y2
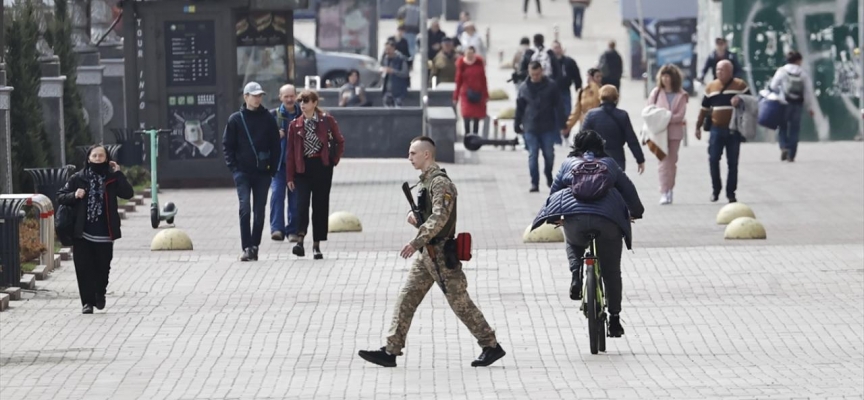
[{"x1": 458, "y1": 21, "x2": 486, "y2": 58}]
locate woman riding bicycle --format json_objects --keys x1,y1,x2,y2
[{"x1": 531, "y1": 130, "x2": 644, "y2": 337}]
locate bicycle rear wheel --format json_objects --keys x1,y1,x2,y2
[
  {"x1": 598, "y1": 278, "x2": 606, "y2": 352},
  {"x1": 586, "y1": 266, "x2": 599, "y2": 355}
]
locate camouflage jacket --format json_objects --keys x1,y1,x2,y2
[{"x1": 410, "y1": 164, "x2": 457, "y2": 250}]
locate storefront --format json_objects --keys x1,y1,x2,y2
[{"x1": 122, "y1": 0, "x2": 308, "y2": 187}]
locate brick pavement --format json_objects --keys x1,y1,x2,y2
[{"x1": 2, "y1": 0, "x2": 864, "y2": 398}]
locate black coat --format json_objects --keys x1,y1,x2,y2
[
  {"x1": 581, "y1": 103, "x2": 646, "y2": 170},
  {"x1": 557, "y1": 56, "x2": 582, "y2": 94},
  {"x1": 515, "y1": 76, "x2": 566, "y2": 134},
  {"x1": 57, "y1": 169, "x2": 135, "y2": 241},
  {"x1": 222, "y1": 105, "x2": 281, "y2": 176}
]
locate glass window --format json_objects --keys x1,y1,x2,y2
[{"x1": 235, "y1": 12, "x2": 290, "y2": 109}]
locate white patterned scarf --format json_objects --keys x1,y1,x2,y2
[{"x1": 303, "y1": 114, "x2": 323, "y2": 157}]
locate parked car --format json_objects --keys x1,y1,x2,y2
[{"x1": 294, "y1": 38, "x2": 381, "y2": 89}]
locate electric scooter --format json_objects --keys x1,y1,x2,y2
[{"x1": 135, "y1": 128, "x2": 178, "y2": 229}]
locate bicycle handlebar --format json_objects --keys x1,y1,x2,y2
[{"x1": 134, "y1": 129, "x2": 173, "y2": 135}]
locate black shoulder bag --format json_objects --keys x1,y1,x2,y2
[{"x1": 702, "y1": 78, "x2": 734, "y2": 132}]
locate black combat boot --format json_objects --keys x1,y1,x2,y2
[
  {"x1": 358, "y1": 347, "x2": 397, "y2": 367},
  {"x1": 471, "y1": 343, "x2": 506, "y2": 367}
]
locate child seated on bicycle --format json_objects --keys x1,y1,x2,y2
[{"x1": 530, "y1": 130, "x2": 644, "y2": 337}]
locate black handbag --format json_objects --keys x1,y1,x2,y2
[
  {"x1": 703, "y1": 78, "x2": 734, "y2": 132},
  {"x1": 322, "y1": 116, "x2": 340, "y2": 165}
]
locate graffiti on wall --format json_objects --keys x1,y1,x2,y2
[{"x1": 724, "y1": 0, "x2": 861, "y2": 141}]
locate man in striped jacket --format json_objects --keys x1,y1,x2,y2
[{"x1": 695, "y1": 60, "x2": 750, "y2": 203}]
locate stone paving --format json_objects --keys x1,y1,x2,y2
[{"x1": 2, "y1": 0, "x2": 864, "y2": 399}]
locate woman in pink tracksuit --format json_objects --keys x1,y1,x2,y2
[{"x1": 647, "y1": 64, "x2": 688, "y2": 205}]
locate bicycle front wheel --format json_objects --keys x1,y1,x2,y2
[{"x1": 586, "y1": 267, "x2": 599, "y2": 355}]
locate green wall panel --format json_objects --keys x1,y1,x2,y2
[{"x1": 722, "y1": 0, "x2": 861, "y2": 141}]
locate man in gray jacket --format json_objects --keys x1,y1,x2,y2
[{"x1": 515, "y1": 61, "x2": 567, "y2": 192}]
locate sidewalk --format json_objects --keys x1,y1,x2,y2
[{"x1": 1, "y1": 1, "x2": 862, "y2": 398}]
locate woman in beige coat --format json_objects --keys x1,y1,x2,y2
[{"x1": 565, "y1": 68, "x2": 602, "y2": 135}]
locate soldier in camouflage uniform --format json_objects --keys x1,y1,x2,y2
[{"x1": 358, "y1": 137, "x2": 506, "y2": 368}]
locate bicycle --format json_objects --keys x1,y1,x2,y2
[{"x1": 580, "y1": 232, "x2": 606, "y2": 355}]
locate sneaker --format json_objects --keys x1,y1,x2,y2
[
  {"x1": 710, "y1": 193, "x2": 719, "y2": 202},
  {"x1": 271, "y1": 231, "x2": 284, "y2": 241},
  {"x1": 471, "y1": 343, "x2": 506, "y2": 367},
  {"x1": 82, "y1": 304, "x2": 94, "y2": 314},
  {"x1": 251, "y1": 246, "x2": 259, "y2": 261},
  {"x1": 240, "y1": 248, "x2": 253, "y2": 262},
  {"x1": 529, "y1": 186, "x2": 539, "y2": 193},
  {"x1": 569, "y1": 271, "x2": 582, "y2": 300},
  {"x1": 358, "y1": 347, "x2": 397, "y2": 367},
  {"x1": 608, "y1": 314, "x2": 624, "y2": 337},
  {"x1": 659, "y1": 192, "x2": 671, "y2": 205},
  {"x1": 668, "y1": 190, "x2": 674, "y2": 204},
  {"x1": 728, "y1": 195, "x2": 737, "y2": 203},
  {"x1": 781, "y1": 148, "x2": 788, "y2": 161},
  {"x1": 287, "y1": 234, "x2": 300, "y2": 243}
]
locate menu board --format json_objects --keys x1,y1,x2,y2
[
  {"x1": 167, "y1": 94, "x2": 218, "y2": 160},
  {"x1": 165, "y1": 21, "x2": 216, "y2": 86}
]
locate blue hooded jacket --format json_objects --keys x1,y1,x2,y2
[{"x1": 531, "y1": 156, "x2": 644, "y2": 249}]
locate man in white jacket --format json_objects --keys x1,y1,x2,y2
[{"x1": 768, "y1": 51, "x2": 815, "y2": 162}]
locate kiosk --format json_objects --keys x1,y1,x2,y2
[{"x1": 122, "y1": 0, "x2": 308, "y2": 187}]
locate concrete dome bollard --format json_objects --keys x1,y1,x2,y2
[
  {"x1": 150, "y1": 228, "x2": 194, "y2": 251},
  {"x1": 497, "y1": 107, "x2": 516, "y2": 120},
  {"x1": 716, "y1": 202, "x2": 756, "y2": 225},
  {"x1": 724, "y1": 217, "x2": 767, "y2": 240},
  {"x1": 328, "y1": 211, "x2": 362, "y2": 232},
  {"x1": 523, "y1": 223, "x2": 564, "y2": 243},
  {"x1": 488, "y1": 89, "x2": 509, "y2": 101}
]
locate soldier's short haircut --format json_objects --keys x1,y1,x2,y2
[{"x1": 411, "y1": 136, "x2": 436, "y2": 147}]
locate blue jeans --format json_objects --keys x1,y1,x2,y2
[
  {"x1": 404, "y1": 32, "x2": 418, "y2": 62},
  {"x1": 270, "y1": 167, "x2": 298, "y2": 236},
  {"x1": 572, "y1": 5, "x2": 586, "y2": 38},
  {"x1": 233, "y1": 171, "x2": 272, "y2": 250},
  {"x1": 524, "y1": 131, "x2": 557, "y2": 187},
  {"x1": 778, "y1": 102, "x2": 803, "y2": 160},
  {"x1": 557, "y1": 91, "x2": 572, "y2": 144},
  {"x1": 708, "y1": 128, "x2": 741, "y2": 199}
]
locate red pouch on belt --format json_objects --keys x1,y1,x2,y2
[{"x1": 455, "y1": 232, "x2": 472, "y2": 261}]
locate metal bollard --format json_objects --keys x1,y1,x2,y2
[
  {"x1": 24, "y1": 167, "x2": 72, "y2": 209},
  {"x1": 0, "y1": 198, "x2": 27, "y2": 287},
  {"x1": 502, "y1": 124, "x2": 508, "y2": 150}
]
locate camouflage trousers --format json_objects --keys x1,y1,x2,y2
[{"x1": 385, "y1": 246, "x2": 497, "y2": 355}]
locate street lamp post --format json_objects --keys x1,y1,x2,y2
[{"x1": 420, "y1": 0, "x2": 429, "y2": 137}]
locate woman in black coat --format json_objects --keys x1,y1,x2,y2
[{"x1": 57, "y1": 145, "x2": 134, "y2": 314}]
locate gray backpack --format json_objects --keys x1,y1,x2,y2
[{"x1": 784, "y1": 70, "x2": 805, "y2": 102}]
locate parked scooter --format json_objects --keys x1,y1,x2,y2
[{"x1": 134, "y1": 128, "x2": 178, "y2": 229}]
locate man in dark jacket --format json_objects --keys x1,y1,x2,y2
[
  {"x1": 581, "y1": 84, "x2": 645, "y2": 173},
  {"x1": 381, "y1": 40, "x2": 410, "y2": 107},
  {"x1": 387, "y1": 26, "x2": 413, "y2": 69},
  {"x1": 269, "y1": 84, "x2": 302, "y2": 243},
  {"x1": 552, "y1": 40, "x2": 582, "y2": 139},
  {"x1": 515, "y1": 61, "x2": 567, "y2": 192},
  {"x1": 426, "y1": 18, "x2": 448, "y2": 61},
  {"x1": 598, "y1": 40, "x2": 623, "y2": 90},
  {"x1": 223, "y1": 81, "x2": 281, "y2": 262},
  {"x1": 699, "y1": 37, "x2": 743, "y2": 82}
]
